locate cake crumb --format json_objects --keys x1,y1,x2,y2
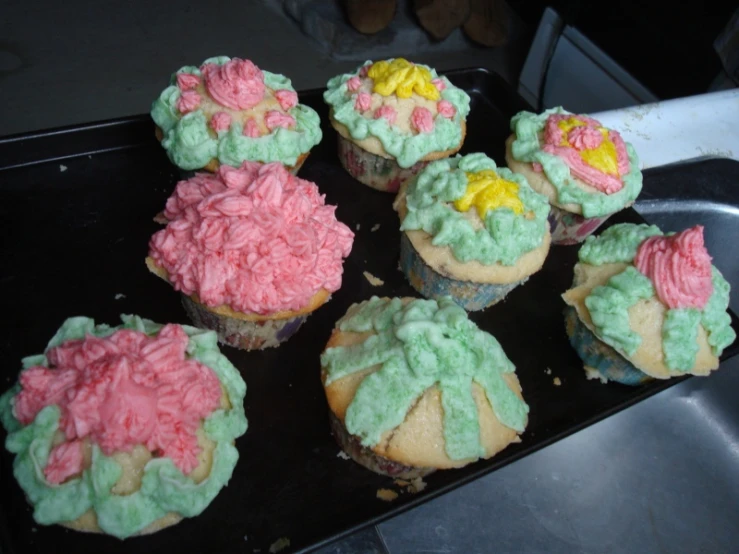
[
  {"x1": 88, "y1": 155, "x2": 92, "y2": 159},
  {"x1": 545, "y1": 368, "x2": 552, "y2": 375},
  {"x1": 114, "y1": 293, "x2": 126, "y2": 300},
  {"x1": 337, "y1": 450, "x2": 351, "y2": 460},
  {"x1": 553, "y1": 377, "x2": 562, "y2": 386},
  {"x1": 269, "y1": 537, "x2": 290, "y2": 553},
  {"x1": 59, "y1": 164, "x2": 67, "y2": 172},
  {"x1": 376, "y1": 489, "x2": 398, "y2": 502},
  {"x1": 356, "y1": 223, "x2": 361, "y2": 230},
  {"x1": 584, "y1": 366, "x2": 608, "y2": 383},
  {"x1": 394, "y1": 479, "x2": 410, "y2": 487},
  {"x1": 371, "y1": 223, "x2": 381, "y2": 232},
  {"x1": 363, "y1": 271, "x2": 384, "y2": 287},
  {"x1": 409, "y1": 477, "x2": 427, "y2": 493}
]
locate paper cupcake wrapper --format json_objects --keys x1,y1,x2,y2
[
  {"x1": 564, "y1": 307, "x2": 652, "y2": 386},
  {"x1": 547, "y1": 205, "x2": 610, "y2": 246},
  {"x1": 337, "y1": 135, "x2": 429, "y2": 193},
  {"x1": 182, "y1": 296, "x2": 307, "y2": 350},
  {"x1": 329, "y1": 412, "x2": 435, "y2": 479},
  {"x1": 399, "y1": 233, "x2": 525, "y2": 311}
]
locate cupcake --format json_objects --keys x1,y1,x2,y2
[
  {"x1": 146, "y1": 161, "x2": 354, "y2": 350},
  {"x1": 323, "y1": 58, "x2": 470, "y2": 193},
  {"x1": 393, "y1": 152, "x2": 551, "y2": 311},
  {"x1": 320, "y1": 296, "x2": 529, "y2": 478},
  {"x1": 505, "y1": 107, "x2": 643, "y2": 245},
  {"x1": 0, "y1": 315, "x2": 247, "y2": 539},
  {"x1": 562, "y1": 223, "x2": 736, "y2": 385},
  {"x1": 151, "y1": 56, "x2": 322, "y2": 174}
]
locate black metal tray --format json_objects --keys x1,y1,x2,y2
[{"x1": 0, "y1": 69, "x2": 737, "y2": 554}]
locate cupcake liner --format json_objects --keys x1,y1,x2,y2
[
  {"x1": 399, "y1": 233, "x2": 525, "y2": 311},
  {"x1": 182, "y1": 295, "x2": 307, "y2": 350},
  {"x1": 564, "y1": 307, "x2": 652, "y2": 386},
  {"x1": 337, "y1": 134, "x2": 428, "y2": 193},
  {"x1": 329, "y1": 412, "x2": 435, "y2": 479},
  {"x1": 547, "y1": 204, "x2": 610, "y2": 246}
]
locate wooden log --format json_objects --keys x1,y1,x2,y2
[
  {"x1": 463, "y1": 0, "x2": 509, "y2": 47},
  {"x1": 414, "y1": 0, "x2": 471, "y2": 40},
  {"x1": 345, "y1": 0, "x2": 398, "y2": 35}
]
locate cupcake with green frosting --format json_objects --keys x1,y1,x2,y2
[
  {"x1": 323, "y1": 58, "x2": 470, "y2": 193},
  {"x1": 151, "y1": 56, "x2": 321, "y2": 174},
  {"x1": 505, "y1": 107, "x2": 643, "y2": 245},
  {"x1": 321, "y1": 296, "x2": 529, "y2": 478},
  {"x1": 394, "y1": 152, "x2": 551, "y2": 311},
  {"x1": 0, "y1": 315, "x2": 248, "y2": 539},
  {"x1": 563, "y1": 223, "x2": 735, "y2": 385}
]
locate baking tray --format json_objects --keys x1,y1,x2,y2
[{"x1": 0, "y1": 69, "x2": 737, "y2": 554}]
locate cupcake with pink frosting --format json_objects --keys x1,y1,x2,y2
[
  {"x1": 146, "y1": 161, "x2": 354, "y2": 350},
  {"x1": 151, "y1": 56, "x2": 321, "y2": 174},
  {"x1": 505, "y1": 107, "x2": 643, "y2": 245},
  {"x1": 323, "y1": 58, "x2": 470, "y2": 193},
  {"x1": 562, "y1": 223, "x2": 735, "y2": 385},
  {"x1": 0, "y1": 314, "x2": 247, "y2": 538}
]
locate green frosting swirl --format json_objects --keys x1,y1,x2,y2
[
  {"x1": 151, "y1": 57, "x2": 322, "y2": 170},
  {"x1": 217, "y1": 104, "x2": 321, "y2": 167},
  {"x1": 662, "y1": 308, "x2": 701, "y2": 370},
  {"x1": 400, "y1": 153, "x2": 550, "y2": 266},
  {"x1": 578, "y1": 223, "x2": 736, "y2": 370},
  {"x1": 323, "y1": 61, "x2": 471, "y2": 168},
  {"x1": 510, "y1": 107, "x2": 643, "y2": 218},
  {"x1": 161, "y1": 111, "x2": 219, "y2": 171},
  {"x1": 585, "y1": 266, "x2": 655, "y2": 355},
  {"x1": 0, "y1": 315, "x2": 247, "y2": 539},
  {"x1": 578, "y1": 223, "x2": 663, "y2": 265},
  {"x1": 702, "y1": 268, "x2": 736, "y2": 356},
  {"x1": 321, "y1": 297, "x2": 528, "y2": 461}
]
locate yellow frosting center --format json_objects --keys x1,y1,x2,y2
[
  {"x1": 368, "y1": 58, "x2": 440, "y2": 101},
  {"x1": 557, "y1": 117, "x2": 619, "y2": 176},
  {"x1": 454, "y1": 170, "x2": 524, "y2": 218}
]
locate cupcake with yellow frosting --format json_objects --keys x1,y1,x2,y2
[
  {"x1": 321, "y1": 296, "x2": 529, "y2": 478},
  {"x1": 151, "y1": 56, "x2": 321, "y2": 174},
  {"x1": 0, "y1": 315, "x2": 247, "y2": 538},
  {"x1": 505, "y1": 107, "x2": 643, "y2": 245},
  {"x1": 394, "y1": 153, "x2": 551, "y2": 311},
  {"x1": 324, "y1": 58, "x2": 470, "y2": 193}
]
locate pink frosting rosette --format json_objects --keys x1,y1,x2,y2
[
  {"x1": 201, "y1": 58, "x2": 266, "y2": 110},
  {"x1": 149, "y1": 162, "x2": 354, "y2": 315},
  {"x1": 13, "y1": 324, "x2": 223, "y2": 483},
  {"x1": 634, "y1": 225, "x2": 713, "y2": 310},
  {"x1": 540, "y1": 114, "x2": 630, "y2": 195}
]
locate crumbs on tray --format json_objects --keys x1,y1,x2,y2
[
  {"x1": 363, "y1": 271, "x2": 384, "y2": 287},
  {"x1": 376, "y1": 489, "x2": 398, "y2": 502},
  {"x1": 268, "y1": 537, "x2": 290, "y2": 553}
]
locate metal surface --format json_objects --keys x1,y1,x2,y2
[{"x1": 378, "y1": 158, "x2": 739, "y2": 554}]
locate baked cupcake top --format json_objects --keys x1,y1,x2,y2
[
  {"x1": 323, "y1": 58, "x2": 470, "y2": 168},
  {"x1": 508, "y1": 107, "x2": 642, "y2": 218},
  {"x1": 398, "y1": 153, "x2": 550, "y2": 268},
  {"x1": 0, "y1": 315, "x2": 247, "y2": 538},
  {"x1": 151, "y1": 56, "x2": 322, "y2": 170},
  {"x1": 148, "y1": 162, "x2": 354, "y2": 316},
  {"x1": 321, "y1": 296, "x2": 528, "y2": 464},
  {"x1": 563, "y1": 223, "x2": 735, "y2": 378}
]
